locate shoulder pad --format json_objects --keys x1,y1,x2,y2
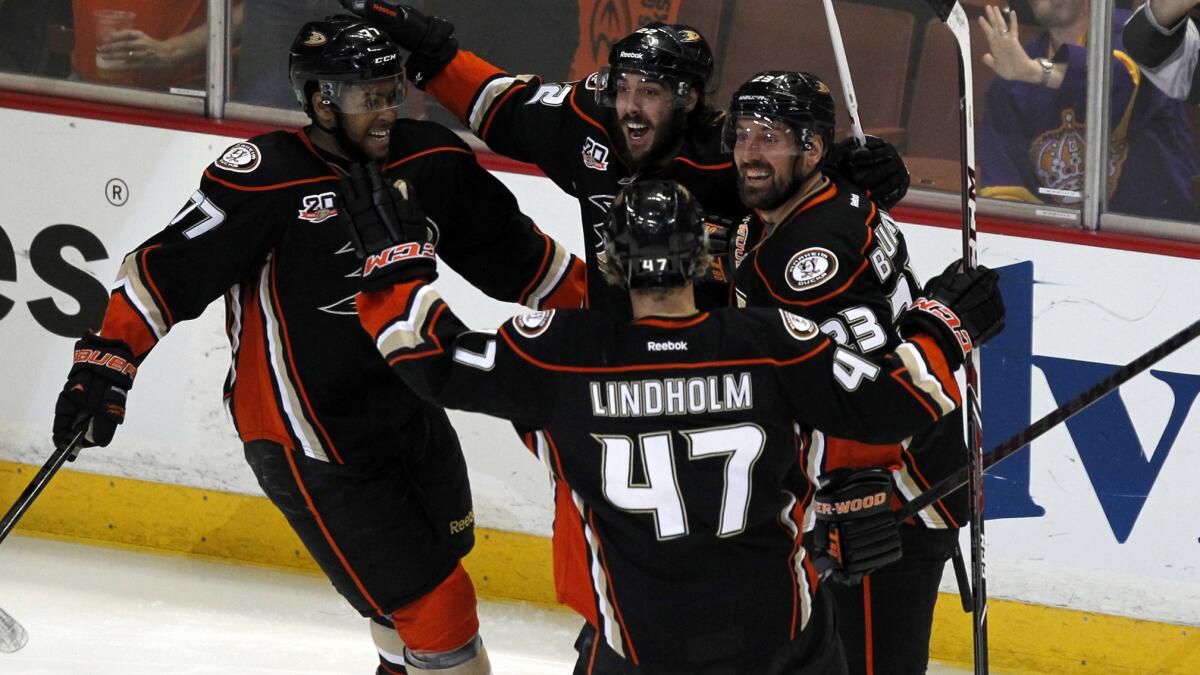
[
  {"x1": 206, "y1": 131, "x2": 335, "y2": 189},
  {"x1": 501, "y1": 309, "x2": 614, "y2": 368},
  {"x1": 390, "y1": 119, "x2": 472, "y2": 154}
]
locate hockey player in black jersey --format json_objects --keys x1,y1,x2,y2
[
  {"x1": 727, "y1": 70, "x2": 978, "y2": 675},
  {"x1": 336, "y1": 0, "x2": 910, "y2": 317},
  {"x1": 49, "y1": 16, "x2": 586, "y2": 675},
  {"x1": 344, "y1": 172, "x2": 1006, "y2": 675}
]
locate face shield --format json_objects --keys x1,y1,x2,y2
[
  {"x1": 317, "y1": 74, "x2": 406, "y2": 114},
  {"x1": 722, "y1": 113, "x2": 809, "y2": 155},
  {"x1": 595, "y1": 68, "x2": 695, "y2": 109}
]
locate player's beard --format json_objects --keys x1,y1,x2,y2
[
  {"x1": 738, "y1": 157, "x2": 803, "y2": 211},
  {"x1": 615, "y1": 108, "x2": 687, "y2": 172}
]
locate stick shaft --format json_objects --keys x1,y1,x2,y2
[
  {"x1": 899, "y1": 316, "x2": 1200, "y2": 521},
  {"x1": 0, "y1": 431, "x2": 84, "y2": 545},
  {"x1": 821, "y1": 0, "x2": 866, "y2": 146}
]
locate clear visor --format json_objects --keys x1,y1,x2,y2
[
  {"x1": 721, "y1": 113, "x2": 807, "y2": 155},
  {"x1": 319, "y1": 74, "x2": 406, "y2": 114},
  {"x1": 595, "y1": 67, "x2": 692, "y2": 109}
]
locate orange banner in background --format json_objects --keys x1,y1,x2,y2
[{"x1": 568, "y1": 0, "x2": 681, "y2": 80}]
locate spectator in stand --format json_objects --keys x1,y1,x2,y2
[
  {"x1": 71, "y1": 0, "x2": 242, "y2": 91},
  {"x1": 977, "y1": 0, "x2": 1200, "y2": 221},
  {"x1": 1124, "y1": 1, "x2": 1200, "y2": 103}
]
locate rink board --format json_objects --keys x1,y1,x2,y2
[{"x1": 1, "y1": 103, "x2": 1199, "y2": 672}]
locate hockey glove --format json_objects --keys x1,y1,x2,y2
[
  {"x1": 338, "y1": 1, "x2": 458, "y2": 88},
  {"x1": 701, "y1": 213, "x2": 738, "y2": 284},
  {"x1": 339, "y1": 161, "x2": 437, "y2": 291},
  {"x1": 827, "y1": 135, "x2": 910, "y2": 210},
  {"x1": 811, "y1": 468, "x2": 902, "y2": 586},
  {"x1": 52, "y1": 335, "x2": 137, "y2": 451},
  {"x1": 899, "y1": 261, "x2": 1005, "y2": 368}
]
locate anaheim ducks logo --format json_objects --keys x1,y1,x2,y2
[
  {"x1": 303, "y1": 30, "x2": 327, "y2": 47},
  {"x1": 513, "y1": 310, "x2": 555, "y2": 338},
  {"x1": 815, "y1": 81, "x2": 831, "y2": 95},
  {"x1": 784, "y1": 247, "x2": 838, "y2": 292},
  {"x1": 678, "y1": 29, "x2": 702, "y2": 43},
  {"x1": 779, "y1": 310, "x2": 820, "y2": 341}
]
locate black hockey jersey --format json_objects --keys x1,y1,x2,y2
[
  {"x1": 423, "y1": 50, "x2": 743, "y2": 315},
  {"x1": 97, "y1": 122, "x2": 584, "y2": 464},
  {"x1": 357, "y1": 279, "x2": 963, "y2": 670},
  {"x1": 732, "y1": 175, "x2": 968, "y2": 528}
]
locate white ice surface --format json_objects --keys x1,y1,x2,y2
[{"x1": 0, "y1": 535, "x2": 972, "y2": 674}]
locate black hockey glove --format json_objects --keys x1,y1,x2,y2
[
  {"x1": 827, "y1": 135, "x2": 910, "y2": 210},
  {"x1": 338, "y1": 1, "x2": 458, "y2": 88},
  {"x1": 339, "y1": 161, "x2": 437, "y2": 291},
  {"x1": 52, "y1": 335, "x2": 137, "y2": 451},
  {"x1": 701, "y1": 213, "x2": 738, "y2": 284},
  {"x1": 899, "y1": 261, "x2": 1005, "y2": 368},
  {"x1": 812, "y1": 468, "x2": 903, "y2": 585}
]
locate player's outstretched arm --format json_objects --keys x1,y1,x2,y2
[
  {"x1": 340, "y1": 162, "x2": 556, "y2": 425},
  {"x1": 778, "y1": 261, "x2": 1004, "y2": 443}
]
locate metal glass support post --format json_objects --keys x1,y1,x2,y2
[
  {"x1": 206, "y1": 0, "x2": 230, "y2": 119},
  {"x1": 1082, "y1": 0, "x2": 1114, "y2": 230}
]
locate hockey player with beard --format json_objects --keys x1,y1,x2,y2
[
  {"x1": 726, "y1": 70, "x2": 983, "y2": 675},
  {"x1": 336, "y1": 0, "x2": 911, "y2": 318},
  {"x1": 49, "y1": 16, "x2": 584, "y2": 675},
  {"x1": 342, "y1": 172, "x2": 1006, "y2": 674}
]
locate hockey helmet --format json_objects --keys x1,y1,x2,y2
[
  {"x1": 289, "y1": 16, "x2": 406, "y2": 115},
  {"x1": 603, "y1": 180, "x2": 707, "y2": 289},
  {"x1": 722, "y1": 71, "x2": 836, "y2": 155},
  {"x1": 595, "y1": 23, "x2": 713, "y2": 108}
]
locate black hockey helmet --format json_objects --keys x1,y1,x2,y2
[
  {"x1": 723, "y1": 71, "x2": 836, "y2": 154},
  {"x1": 289, "y1": 16, "x2": 406, "y2": 115},
  {"x1": 595, "y1": 22, "x2": 714, "y2": 108},
  {"x1": 603, "y1": 180, "x2": 707, "y2": 289}
]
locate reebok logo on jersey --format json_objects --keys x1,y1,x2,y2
[
  {"x1": 298, "y1": 192, "x2": 338, "y2": 223},
  {"x1": 583, "y1": 137, "x2": 609, "y2": 171},
  {"x1": 647, "y1": 340, "x2": 687, "y2": 352}
]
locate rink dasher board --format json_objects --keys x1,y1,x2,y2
[{"x1": 0, "y1": 105, "x2": 1197, "y2": 670}]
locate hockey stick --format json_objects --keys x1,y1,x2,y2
[
  {"x1": 820, "y1": 0, "x2": 867, "y2": 147},
  {"x1": 0, "y1": 430, "x2": 84, "y2": 546},
  {"x1": 898, "y1": 316, "x2": 1200, "y2": 522},
  {"x1": 921, "y1": 0, "x2": 986, "y2": 670},
  {"x1": 0, "y1": 431, "x2": 85, "y2": 653}
]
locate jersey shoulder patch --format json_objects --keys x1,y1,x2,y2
[
  {"x1": 206, "y1": 131, "x2": 331, "y2": 189},
  {"x1": 216, "y1": 142, "x2": 262, "y2": 173},
  {"x1": 783, "y1": 246, "x2": 840, "y2": 292},
  {"x1": 511, "y1": 310, "x2": 556, "y2": 338},
  {"x1": 778, "y1": 309, "x2": 821, "y2": 341}
]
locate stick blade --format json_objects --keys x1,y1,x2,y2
[
  {"x1": 0, "y1": 607, "x2": 28, "y2": 653},
  {"x1": 924, "y1": 0, "x2": 957, "y2": 21}
]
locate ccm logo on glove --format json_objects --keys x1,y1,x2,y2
[
  {"x1": 72, "y1": 349, "x2": 138, "y2": 378},
  {"x1": 814, "y1": 489, "x2": 888, "y2": 516},
  {"x1": 364, "y1": 242, "x2": 436, "y2": 276}
]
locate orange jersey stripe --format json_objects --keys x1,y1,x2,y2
[
  {"x1": 426, "y1": 50, "x2": 507, "y2": 124},
  {"x1": 99, "y1": 293, "x2": 158, "y2": 358},
  {"x1": 540, "y1": 257, "x2": 588, "y2": 310},
  {"x1": 586, "y1": 509, "x2": 639, "y2": 665},
  {"x1": 203, "y1": 169, "x2": 337, "y2": 192},
  {"x1": 480, "y1": 82, "x2": 530, "y2": 140},
  {"x1": 673, "y1": 155, "x2": 732, "y2": 171},
  {"x1": 268, "y1": 260, "x2": 344, "y2": 464},
  {"x1": 230, "y1": 282, "x2": 293, "y2": 447},
  {"x1": 384, "y1": 146, "x2": 473, "y2": 171},
  {"x1": 909, "y1": 334, "x2": 962, "y2": 407}
]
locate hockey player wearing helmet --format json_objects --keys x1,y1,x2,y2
[
  {"x1": 50, "y1": 15, "x2": 587, "y2": 675},
  {"x1": 343, "y1": 169, "x2": 1006, "y2": 674},
  {"x1": 728, "y1": 71, "x2": 981, "y2": 675},
  {"x1": 336, "y1": 0, "x2": 910, "y2": 319}
]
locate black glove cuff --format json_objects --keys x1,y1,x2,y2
[
  {"x1": 405, "y1": 35, "x2": 459, "y2": 89},
  {"x1": 72, "y1": 335, "x2": 138, "y2": 387}
]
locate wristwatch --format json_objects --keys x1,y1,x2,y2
[{"x1": 1036, "y1": 57, "x2": 1054, "y2": 86}]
